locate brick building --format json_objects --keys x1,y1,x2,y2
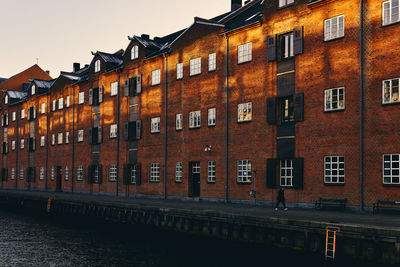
[{"x1": 1, "y1": 0, "x2": 399, "y2": 210}]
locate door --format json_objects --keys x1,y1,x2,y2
[
  {"x1": 189, "y1": 162, "x2": 200, "y2": 197},
  {"x1": 56, "y1": 166, "x2": 62, "y2": 192}
]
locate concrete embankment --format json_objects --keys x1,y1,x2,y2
[{"x1": 0, "y1": 190, "x2": 398, "y2": 265}]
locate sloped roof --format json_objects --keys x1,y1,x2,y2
[
  {"x1": 222, "y1": 0, "x2": 263, "y2": 32},
  {"x1": 34, "y1": 79, "x2": 56, "y2": 89},
  {"x1": 97, "y1": 51, "x2": 123, "y2": 65},
  {"x1": 6, "y1": 90, "x2": 27, "y2": 100},
  {"x1": 0, "y1": 78, "x2": 7, "y2": 85}
]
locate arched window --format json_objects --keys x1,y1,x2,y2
[
  {"x1": 131, "y1": 45, "x2": 139, "y2": 60},
  {"x1": 94, "y1": 60, "x2": 101, "y2": 72},
  {"x1": 31, "y1": 85, "x2": 36, "y2": 95},
  {"x1": 4, "y1": 95, "x2": 8, "y2": 104}
]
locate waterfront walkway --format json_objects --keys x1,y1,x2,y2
[{"x1": 1, "y1": 189, "x2": 399, "y2": 231}]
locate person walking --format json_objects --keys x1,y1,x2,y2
[{"x1": 275, "y1": 187, "x2": 287, "y2": 210}]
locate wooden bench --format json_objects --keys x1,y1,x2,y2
[
  {"x1": 315, "y1": 198, "x2": 347, "y2": 210},
  {"x1": 373, "y1": 200, "x2": 400, "y2": 214}
]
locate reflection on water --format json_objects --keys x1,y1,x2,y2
[{"x1": 0, "y1": 210, "x2": 384, "y2": 267}]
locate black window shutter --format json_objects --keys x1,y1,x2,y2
[
  {"x1": 267, "y1": 98, "x2": 277, "y2": 125},
  {"x1": 293, "y1": 158, "x2": 304, "y2": 189},
  {"x1": 99, "y1": 86, "x2": 104, "y2": 103},
  {"x1": 123, "y1": 164, "x2": 129, "y2": 185},
  {"x1": 89, "y1": 89, "x2": 93, "y2": 105},
  {"x1": 136, "y1": 164, "x2": 142, "y2": 185},
  {"x1": 137, "y1": 75, "x2": 142, "y2": 94},
  {"x1": 3, "y1": 168, "x2": 8, "y2": 181},
  {"x1": 294, "y1": 27, "x2": 304, "y2": 55},
  {"x1": 123, "y1": 123, "x2": 129, "y2": 141},
  {"x1": 136, "y1": 120, "x2": 142, "y2": 140},
  {"x1": 88, "y1": 128, "x2": 93, "y2": 145},
  {"x1": 266, "y1": 158, "x2": 278, "y2": 188},
  {"x1": 97, "y1": 127, "x2": 103, "y2": 144},
  {"x1": 1, "y1": 142, "x2": 5, "y2": 155},
  {"x1": 124, "y1": 79, "x2": 129, "y2": 97},
  {"x1": 294, "y1": 93, "x2": 304, "y2": 122},
  {"x1": 267, "y1": 35, "x2": 277, "y2": 62},
  {"x1": 98, "y1": 165, "x2": 103, "y2": 184},
  {"x1": 88, "y1": 165, "x2": 93, "y2": 184}
]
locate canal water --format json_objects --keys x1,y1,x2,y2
[{"x1": 0, "y1": 209, "x2": 385, "y2": 267}]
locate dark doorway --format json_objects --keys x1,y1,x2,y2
[
  {"x1": 189, "y1": 162, "x2": 200, "y2": 197},
  {"x1": 56, "y1": 166, "x2": 62, "y2": 192}
]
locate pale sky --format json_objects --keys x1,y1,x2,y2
[{"x1": 0, "y1": 0, "x2": 234, "y2": 79}]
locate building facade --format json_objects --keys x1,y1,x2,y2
[{"x1": 0, "y1": 0, "x2": 399, "y2": 210}]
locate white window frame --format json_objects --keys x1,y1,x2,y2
[
  {"x1": 280, "y1": 160, "x2": 293, "y2": 186},
  {"x1": 51, "y1": 166, "x2": 55, "y2": 181},
  {"x1": 94, "y1": 59, "x2": 101, "y2": 72},
  {"x1": 4, "y1": 95, "x2": 8, "y2": 105},
  {"x1": 383, "y1": 78, "x2": 400, "y2": 104},
  {"x1": 151, "y1": 117, "x2": 160, "y2": 133},
  {"x1": 208, "y1": 108, "x2": 216, "y2": 126},
  {"x1": 383, "y1": 154, "x2": 400, "y2": 184},
  {"x1": 324, "y1": 156, "x2": 345, "y2": 184},
  {"x1": 190, "y1": 57, "x2": 202, "y2": 76},
  {"x1": 66, "y1": 96, "x2": 70, "y2": 107},
  {"x1": 279, "y1": 0, "x2": 294, "y2": 8},
  {"x1": 110, "y1": 124, "x2": 117, "y2": 138},
  {"x1": 131, "y1": 45, "x2": 139, "y2": 60},
  {"x1": 176, "y1": 113, "x2": 183, "y2": 130},
  {"x1": 177, "y1": 63, "x2": 183, "y2": 79},
  {"x1": 152, "y1": 69, "x2": 161, "y2": 86},
  {"x1": 282, "y1": 34, "x2": 294, "y2": 59},
  {"x1": 65, "y1": 166, "x2": 69, "y2": 181},
  {"x1": 39, "y1": 167, "x2": 45, "y2": 180},
  {"x1": 10, "y1": 168, "x2": 15, "y2": 180},
  {"x1": 65, "y1": 132, "x2": 70, "y2": 144},
  {"x1": 20, "y1": 139, "x2": 24, "y2": 149},
  {"x1": 52, "y1": 100, "x2": 56, "y2": 111},
  {"x1": 238, "y1": 43, "x2": 252, "y2": 64},
  {"x1": 31, "y1": 85, "x2": 36, "y2": 95},
  {"x1": 19, "y1": 168, "x2": 24, "y2": 180},
  {"x1": 41, "y1": 103, "x2": 46, "y2": 114},
  {"x1": 383, "y1": 0, "x2": 400, "y2": 26},
  {"x1": 175, "y1": 162, "x2": 182, "y2": 182},
  {"x1": 111, "y1": 82, "x2": 118, "y2": 96},
  {"x1": 77, "y1": 166, "x2": 83, "y2": 181},
  {"x1": 238, "y1": 102, "x2": 252, "y2": 122},
  {"x1": 12, "y1": 112, "x2": 16, "y2": 121},
  {"x1": 325, "y1": 87, "x2": 345, "y2": 111},
  {"x1": 57, "y1": 133, "x2": 63, "y2": 145},
  {"x1": 237, "y1": 160, "x2": 251, "y2": 183},
  {"x1": 20, "y1": 109, "x2": 25, "y2": 119},
  {"x1": 51, "y1": 134, "x2": 55, "y2": 145},
  {"x1": 78, "y1": 92, "x2": 85, "y2": 104},
  {"x1": 150, "y1": 163, "x2": 160, "y2": 182},
  {"x1": 189, "y1": 111, "x2": 201, "y2": 128},
  {"x1": 208, "y1": 53, "x2": 216, "y2": 71},
  {"x1": 324, "y1": 15, "x2": 345, "y2": 41},
  {"x1": 78, "y1": 129, "x2": 84, "y2": 142},
  {"x1": 109, "y1": 164, "x2": 117, "y2": 181},
  {"x1": 58, "y1": 98, "x2": 64, "y2": 110},
  {"x1": 208, "y1": 161, "x2": 216, "y2": 183},
  {"x1": 11, "y1": 141, "x2": 15, "y2": 151},
  {"x1": 40, "y1": 136, "x2": 45, "y2": 147}
]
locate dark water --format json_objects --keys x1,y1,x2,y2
[{"x1": 0, "y1": 210, "x2": 386, "y2": 267}]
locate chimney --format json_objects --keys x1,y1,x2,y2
[
  {"x1": 85, "y1": 64, "x2": 89, "y2": 68},
  {"x1": 141, "y1": 34, "x2": 150, "y2": 40},
  {"x1": 231, "y1": 0, "x2": 242, "y2": 11},
  {"x1": 73, "y1": 63, "x2": 80, "y2": 72},
  {"x1": 45, "y1": 70, "x2": 50, "y2": 75}
]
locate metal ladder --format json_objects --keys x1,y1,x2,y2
[{"x1": 325, "y1": 227, "x2": 340, "y2": 260}]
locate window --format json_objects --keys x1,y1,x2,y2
[
  {"x1": 78, "y1": 129, "x2": 84, "y2": 142},
  {"x1": 20, "y1": 109, "x2": 25, "y2": 119},
  {"x1": 130, "y1": 165, "x2": 138, "y2": 184},
  {"x1": 177, "y1": 63, "x2": 183, "y2": 79},
  {"x1": 65, "y1": 166, "x2": 69, "y2": 181},
  {"x1": 280, "y1": 160, "x2": 293, "y2": 186},
  {"x1": 11, "y1": 168, "x2": 15, "y2": 180},
  {"x1": 208, "y1": 53, "x2": 216, "y2": 71},
  {"x1": 189, "y1": 111, "x2": 201, "y2": 128},
  {"x1": 176, "y1": 114, "x2": 183, "y2": 130},
  {"x1": 39, "y1": 167, "x2": 45, "y2": 180},
  {"x1": 190, "y1": 57, "x2": 201, "y2": 76},
  {"x1": 58, "y1": 133, "x2": 63, "y2": 145},
  {"x1": 109, "y1": 164, "x2": 117, "y2": 181},
  {"x1": 383, "y1": 0, "x2": 400, "y2": 25},
  {"x1": 281, "y1": 97, "x2": 295, "y2": 123},
  {"x1": 150, "y1": 163, "x2": 160, "y2": 182},
  {"x1": 175, "y1": 162, "x2": 182, "y2": 182},
  {"x1": 4, "y1": 95, "x2": 8, "y2": 104},
  {"x1": 19, "y1": 168, "x2": 24, "y2": 180},
  {"x1": 383, "y1": 78, "x2": 400, "y2": 104},
  {"x1": 192, "y1": 162, "x2": 200, "y2": 174},
  {"x1": 52, "y1": 100, "x2": 56, "y2": 111},
  {"x1": 65, "y1": 132, "x2": 70, "y2": 144},
  {"x1": 40, "y1": 136, "x2": 45, "y2": 147},
  {"x1": 208, "y1": 161, "x2": 216, "y2": 183},
  {"x1": 20, "y1": 139, "x2": 24, "y2": 149},
  {"x1": 11, "y1": 141, "x2": 15, "y2": 151},
  {"x1": 58, "y1": 98, "x2": 64, "y2": 110},
  {"x1": 281, "y1": 33, "x2": 294, "y2": 59},
  {"x1": 77, "y1": 166, "x2": 83, "y2": 181},
  {"x1": 51, "y1": 134, "x2": 55, "y2": 145},
  {"x1": 31, "y1": 85, "x2": 36, "y2": 95},
  {"x1": 324, "y1": 156, "x2": 345, "y2": 184},
  {"x1": 279, "y1": 0, "x2": 294, "y2": 8},
  {"x1": 325, "y1": 87, "x2": 345, "y2": 111},
  {"x1": 131, "y1": 45, "x2": 139, "y2": 60},
  {"x1": 110, "y1": 124, "x2": 117, "y2": 138},
  {"x1": 66, "y1": 96, "x2": 70, "y2": 107},
  {"x1": 78, "y1": 92, "x2": 85, "y2": 104},
  {"x1": 12, "y1": 112, "x2": 16, "y2": 121},
  {"x1": 238, "y1": 102, "x2": 252, "y2": 122},
  {"x1": 324, "y1": 15, "x2": 345, "y2": 41},
  {"x1": 41, "y1": 103, "x2": 46, "y2": 114},
  {"x1": 237, "y1": 160, "x2": 251, "y2": 183},
  {"x1": 208, "y1": 108, "x2": 216, "y2": 126},
  {"x1": 151, "y1": 117, "x2": 160, "y2": 133},
  {"x1": 51, "y1": 167, "x2": 55, "y2": 181},
  {"x1": 383, "y1": 154, "x2": 400, "y2": 184},
  {"x1": 238, "y1": 43, "x2": 252, "y2": 64},
  {"x1": 95, "y1": 60, "x2": 101, "y2": 72},
  {"x1": 152, "y1": 69, "x2": 161, "y2": 86},
  {"x1": 111, "y1": 82, "x2": 118, "y2": 96}
]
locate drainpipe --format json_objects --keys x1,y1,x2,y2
[
  {"x1": 224, "y1": 33, "x2": 229, "y2": 203},
  {"x1": 359, "y1": 0, "x2": 364, "y2": 211},
  {"x1": 15, "y1": 104, "x2": 19, "y2": 190},
  {"x1": 45, "y1": 93, "x2": 49, "y2": 191},
  {"x1": 71, "y1": 85, "x2": 75, "y2": 193},
  {"x1": 164, "y1": 54, "x2": 168, "y2": 200},
  {"x1": 116, "y1": 70, "x2": 121, "y2": 196}
]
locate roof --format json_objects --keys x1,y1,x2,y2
[
  {"x1": 97, "y1": 51, "x2": 123, "y2": 65},
  {"x1": 6, "y1": 90, "x2": 27, "y2": 100},
  {"x1": 0, "y1": 64, "x2": 52, "y2": 91},
  {"x1": 33, "y1": 79, "x2": 55, "y2": 89},
  {"x1": 0, "y1": 78, "x2": 7, "y2": 85}
]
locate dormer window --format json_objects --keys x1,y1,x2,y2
[
  {"x1": 131, "y1": 45, "x2": 139, "y2": 60},
  {"x1": 94, "y1": 60, "x2": 101, "y2": 73},
  {"x1": 4, "y1": 95, "x2": 8, "y2": 105},
  {"x1": 31, "y1": 85, "x2": 36, "y2": 95},
  {"x1": 279, "y1": 0, "x2": 294, "y2": 8}
]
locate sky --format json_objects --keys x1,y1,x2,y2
[{"x1": 0, "y1": 0, "x2": 234, "y2": 79}]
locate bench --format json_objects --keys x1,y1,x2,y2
[
  {"x1": 315, "y1": 198, "x2": 347, "y2": 210},
  {"x1": 373, "y1": 200, "x2": 400, "y2": 214}
]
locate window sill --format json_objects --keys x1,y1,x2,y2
[
  {"x1": 109, "y1": 180, "x2": 117, "y2": 182},
  {"x1": 208, "y1": 124, "x2": 216, "y2": 127},
  {"x1": 382, "y1": 183, "x2": 400, "y2": 187},
  {"x1": 323, "y1": 36, "x2": 345, "y2": 43},
  {"x1": 150, "y1": 180, "x2": 160, "y2": 183},
  {"x1": 237, "y1": 119, "x2": 252, "y2": 124},
  {"x1": 189, "y1": 73, "x2": 202, "y2": 77},
  {"x1": 189, "y1": 126, "x2": 201, "y2": 130},
  {"x1": 324, "y1": 182, "x2": 345, "y2": 186},
  {"x1": 237, "y1": 181, "x2": 252, "y2": 185},
  {"x1": 237, "y1": 60, "x2": 252, "y2": 65},
  {"x1": 151, "y1": 131, "x2": 161, "y2": 134},
  {"x1": 176, "y1": 128, "x2": 183, "y2": 131},
  {"x1": 382, "y1": 20, "x2": 400, "y2": 28},
  {"x1": 176, "y1": 78, "x2": 183, "y2": 81},
  {"x1": 175, "y1": 180, "x2": 183, "y2": 183},
  {"x1": 151, "y1": 83, "x2": 161, "y2": 87},
  {"x1": 208, "y1": 69, "x2": 216, "y2": 72},
  {"x1": 207, "y1": 181, "x2": 216, "y2": 184},
  {"x1": 382, "y1": 101, "x2": 400, "y2": 106},
  {"x1": 324, "y1": 108, "x2": 345, "y2": 113}
]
